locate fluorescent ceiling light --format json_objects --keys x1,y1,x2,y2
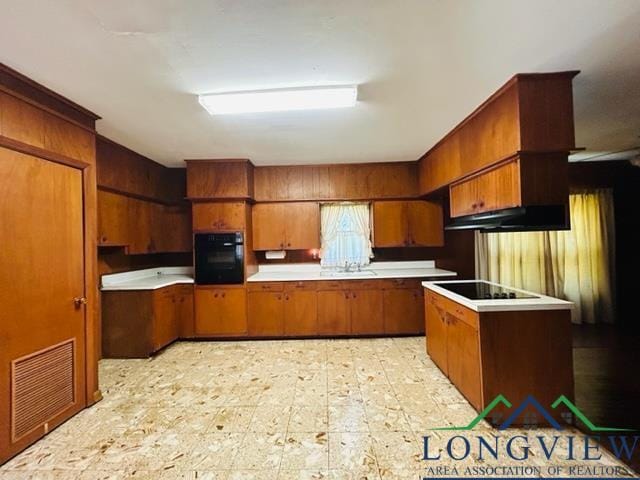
[{"x1": 198, "y1": 85, "x2": 358, "y2": 114}]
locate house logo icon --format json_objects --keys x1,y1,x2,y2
[{"x1": 432, "y1": 394, "x2": 633, "y2": 432}]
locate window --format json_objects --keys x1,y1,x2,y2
[{"x1": 320, "y1": 203, "x2": 373, "y2": 267}]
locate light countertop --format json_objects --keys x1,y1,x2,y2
[
  {"x1": 422, "y1": 279, "x2": 574, "y2": 312},
  {"x1": 101, "y1": 267, "x2": 194, "y2": 291},
  {"x1": 247, "y1": 261, "x2": 456, "y2": 282}
]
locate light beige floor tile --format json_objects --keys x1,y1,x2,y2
[
  {"x1": 249, "y1": 405, "x2": 293, "y2": 433},
  {"x1": 363, "y1": 404, "x2": 411, "y2": 432},
  {"x1": 277, "y1": 469, "x2": 329, "y2": 480},
  {"x1": 288, "y1": 406, "x2": 329, "y2": 432},
  {"x1": 370, "y1": 431, "x2": 423, "y2": 472},
  {"x1": 208, "y1": 406, "x2": 256, "y2": 433},
  {"x1": 232, "y1": 432, "x2": 285, "y2": 470},
  {"x1": 328, "y1": 405, "x2": 369, "y2": 433},
  {"x1": 280, "y1": 432, "x2": 329, "y2": 470},
  {"x1": 227, "y1": 470, "x2": 279, "y2": 480},
  {"x1": 328, "y1": 433, "x2": 378, "y2": 473}
]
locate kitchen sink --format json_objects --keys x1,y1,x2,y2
[{"x1": 319, "y1": 269, "x2": 377, "y2": 277}]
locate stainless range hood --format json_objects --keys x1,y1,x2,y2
[{"x1": 445, "y1": 205, "x2": 569, "y2": 232}]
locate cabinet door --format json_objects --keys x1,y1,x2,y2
[
  {"x1": 407, "y1": 201, "x2": 444, "y2": 247},
  {"x1": 425, "y1": 294, "x2": 448, "y2": 374},
  {"x1": 153, "y1": 288, "x2": 179, "y2": 352},
  {"x1": 317, "y1": 290, "x2": 350, "y2": 335},
  {"x1": 446, "y1": 315, "x2": 482, "y2": 410},
  {"x1": 285, "y1": 202, "x2": 320, "y2": 249},
  {"x1": 449, "y1": 177, "x2": 479, "y2": 218},
  {"x1": 372, "y1": 201, "x2": 408, "y2": 247},
  {"x1": 284, "y1": 290, "x2": 318, "y2": 336},
  {"x1": 195, "y1": 288, "x2": 247, "y2": 335},
  {"x1": 192, "y1": 202, "x2": 246, "y2": 231},
  {"x1": 384, "y1": 288, "x2": 424, "y2": 334},
  {"x1": 97, "y1": 190, "x2": 129, "y2": 246},
  {"x1": 350, "y1": 289, "x2": 384, "y2": 335},
  {"x1": 247, "y1": 291, "x2": 284, "y2": 336},
  {"x1": 127, "y1": 197, "x2": 153, "y2": 253},
  {"x1": 252, "y1": 203, "x2": 286, "y2": 250},
  {"x1": 177, "y1": 285, "x2": 194, "y2": 338}
]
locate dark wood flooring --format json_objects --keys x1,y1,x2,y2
[{"x1": 573, "y1": 323, "x2": 640, "y2": 472}]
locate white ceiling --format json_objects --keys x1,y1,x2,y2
[{"x1": 1, "y1": 0, "x2": 639, "y2": 167}]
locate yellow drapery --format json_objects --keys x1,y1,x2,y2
[{"x1": 475, "y1": 189, "x2": 615, "y2": 324}]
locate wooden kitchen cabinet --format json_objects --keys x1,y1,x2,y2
[
  {"x1": 283, "y1": 288, "x2": 318, "y2": 336},
  {"x1": 98, "y1": 189, "x2": 192, "y2": 253},
  {"x1": 372, "y1": 200, "x2": 443, "y2": 247},
  {"x1": 350, "y1": 289, "x2": 384, "y2": 335},
  {"x1": 384, "y1": 288, "x2": 424, "y2": 334},
  {"x1": 194, "y1": 286, "x2": 247, "y2": 336},
  {"x1": 317, "y1": 290, "x2": 350, "y2": 335},
  {"x1": 186, "y1": 159, "x2": 254, "y2": 200},
  {"x1": 192, "y1": 201, "x2": 247, "y2": 231},
  {"x1": 449, "y1": 153, "x2": 569, "y2": 218},
  {"x1": 424, "y1": 288, "x2": 574, "y2": 424},
  {"x1": 102, "y1": 284, "x2": 193, "y2": 358},
  {"x1": 252, "y1": 202, "x2": 320, "y2": 250},
  {"x1": 247, "y1": 291, "x2": 285, "y2": 336}
]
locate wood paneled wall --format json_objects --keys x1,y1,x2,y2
[
  {"x1": 253, "y1": 162, "x2": 418, "y2": 202},
  {"x1": 0, "y1": 63, "x2": 102, "y2": 420}
]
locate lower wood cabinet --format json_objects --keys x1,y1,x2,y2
[
  {"x1": 102, "y1": 284, "x2": 193, "y2": 358},
  {"x1": 243, "y1": 279, "x2": 431, "y2": 337},
  {"x1": 195, "y1": 286, "x2": 247, "y2": 336},
  {"x1": 424, "y1": 288, "x2": 574, "y2": 424}
]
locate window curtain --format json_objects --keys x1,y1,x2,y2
[
  {"x1": 475, "y1": 189, "x2": 615, "y2": 324},
  {"x1": 320, "y1": 203, "x2": 373, "y2": 267}
]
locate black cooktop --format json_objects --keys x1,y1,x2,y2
[{"x1": 436, "y1": 281, "x2": 538, "y2": 300}]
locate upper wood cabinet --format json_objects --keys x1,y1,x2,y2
[
  {"x1": 192, "y1": 201, "x2": 247, "y2": 231},
  {"x1": 449, "y1": 153, "x2": 569, "y2": 218},
  {"x1": 186, "y1": 160, "x2": 254, "y2": 200},
  {"x1": 98, "y1": 190, "x2": 192, "y2": 253},
  {"x1": 419, "y1": 72, "x2": 577, "y2": 195},
  {"x1": 372, "y1": 200, "x2": 444, "y2": 247},
  {"x1": 252, "y1": 202, "x2": 320, "y2": 250}
]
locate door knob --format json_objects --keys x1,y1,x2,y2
[{"x1": 73, "y1": 297, "x2": 87, "y2": 306}]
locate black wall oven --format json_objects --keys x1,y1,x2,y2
[{"x1": 194, "y1": 232, "x2": 244, "y2": 285}]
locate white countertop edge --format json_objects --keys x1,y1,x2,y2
[
  {"x1": 247, "y1": 267, "x2": 456, "y2": 282},
  {"x1": 422, "y1": 280, "x2": 574, "y2": 312},
  {"x1": 101, "y1": 267, "x2": 194, "y2": 291}
]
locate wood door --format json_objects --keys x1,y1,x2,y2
[
  {"x1": 384, "y1": 289, "x2": 425, "y2": 334},
  {"x1": 446, "y1": 315, "x2": 482, "y2": 410},
  {"x1": 407, "y1": 201, "x2": 444, "y2": 247},
  {"x1": 194, "y1": 288, "x2": 247, "y2": 336},
  {"x1": 284, "y1": 290, "x2": 318, "y2": 336},
  {"x1": 252, "y1": 203, "x2": 286, "y2": 250},
  {"x1": 284, "y1": 202, "x2": 320, "y2": 249},
  {"x1": 152, "y1": 288, "x2": 179, "y2": 352},
  {"x1": 317, "y1": 290, "x2": 350, "y2": 335},
  {"x1": 97, "y1": 190, "x2": 129, "y2": 246},
  {"x1": 424, "y1": 293, "x2": 448, "y2": 374},
  {"x1": 372, "y1": 201, "x2": 408, "y2": 247},
  {"x1": 350, "y1": 289, "x2": 384, "y2": 335},
  {"x1": 0, "y1": 148, "x2": 86, "y2": 463},
  {"x1": 247, "y1": 291, "x2": 284, "y2": 336},
  {"x1": 177, "y1": 286, "x2": 194, "y2": 338},
  {"x1": 192, "y1": 202, "x2": 246, "y2": 231}
]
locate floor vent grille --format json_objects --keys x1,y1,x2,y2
[{"x1": 11, "y1": 339, "x2": 75, "y2": 442}]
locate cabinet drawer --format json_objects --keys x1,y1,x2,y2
[
  {"x1": 380, "y1": 278, "x2": 422, "y2": 289},
  {"x1": 315, "y1": 280, "x2": 345, "y2": 291},
  {"x1": 247, "y1": 282, "x2": 284, "y2": 292},
  {"x1": 284, "y1": 281, "x2": 317, "y2": 292},
  {"x1": 426, "y1": 289, "x2": 478, "y2": 330}
]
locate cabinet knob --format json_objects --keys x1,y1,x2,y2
[
  {"x1": 285, "y1": 294, "x2": 289, "y2": 300},
  {"x1": 352, "y1": 293, "x2": 357, "y2": 298},
  {"x1": 277, "y1": 295, "x2": 282, "y2": 300},
  {"x1": 101, "y1": 236, "x2": 107, "y2": 243},
  {"x1": 287, "y1": 243, "x2": 291, "y2": 247},
  {"x1": 73, "y1": 296, "x2": 87, "y2": 307},
  {"x1": 479, "y1": 201, "x2": 485, "y2": 207},
  {"x1": 472, "y1": 203, "x2": 477, "y2": 209},
  {"x1": 221, "y1": 293, "x2": 226, "y2": 298},
  {"x1": 214, "y1": 293, "x2": 218, "y2": 298}
]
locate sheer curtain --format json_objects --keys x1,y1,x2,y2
[
  {"x1": 475, "y1": 189, "x2": 615, "y2": 324},
  {"x1": 320, "y1": 203, "x2": 373, "y2": 267}
]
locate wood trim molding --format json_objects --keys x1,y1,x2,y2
[
  {"x1": 0, "y1": 63, "x2": 100, "y2": 128},
  {"x1": 0, "y1": 135, "x2": 90, "y2": 169},
  {"x1": 97, "y1": 185, "x2": 182, "y2": 207}
]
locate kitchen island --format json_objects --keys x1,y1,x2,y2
[{"x1": 423, "y1": 280, "x2": 574, "y2": 427}]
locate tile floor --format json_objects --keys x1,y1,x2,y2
[{"x1": 0, "y1": 337, "x2": 634, "y2": 479}]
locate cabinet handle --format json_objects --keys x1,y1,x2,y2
[
  {"x1": 101, "y1": 236, "x2": 107, "y2": 243},
  {"x1": 352, "y1": 293, "x2": 357, "y2": 298},
  {"x1": 73, "y1": 296, "x2": 87, "y2": 307},
  {"x1": 221, "y1": 293, "x2": 226, "y2": 298},
  {"x1": 285, "y1": 294, "x2": 289, "y2": 300},
  {"x1": 471, "y1": 203, "x2": 477, "y2": 209},
  {"x1": 344, "y1": 293, "x2": 349, "y2": 299},
  {"x1": 277, "y1": 295, "x2": 282, "y2": 300},
  {"x1": 287, "y1": 242, "x2": 291, "y2": 247},
  {"x1": 214, "y1": 293, "x2": 218, "y2": 298}
]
